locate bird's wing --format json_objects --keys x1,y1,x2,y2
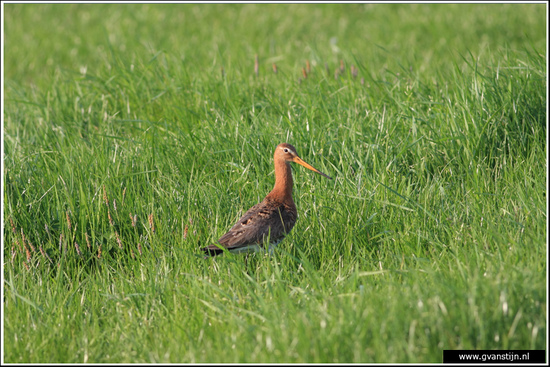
[{"x1": 214, "y1": 200, "x2": 296, "y2": 251}]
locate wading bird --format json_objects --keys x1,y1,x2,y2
[{"x1": 201, "y1": 143, "x2": 332, "y2": 256}]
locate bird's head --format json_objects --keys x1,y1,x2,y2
[{"x1": 275, "y1": 143, "x2": 332, "y2": 179}]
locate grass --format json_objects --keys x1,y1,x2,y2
[{"x1": 3, "y1": 3, "x2": 547, "y2": 363}]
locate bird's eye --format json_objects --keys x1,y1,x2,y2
[{"x1": 284, "y1": 148, "x2": 289, "y2": 153}]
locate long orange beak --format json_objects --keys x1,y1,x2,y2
[{"x1": 293, "y1": 156, "x2": 333, "y2": 180}]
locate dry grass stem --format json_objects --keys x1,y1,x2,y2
[
  {"x1": 108, "y1": 209, "x2": 114, "y2": 226},
  {"x1": 66, "y1": 211, "x2": 72, "y2": 230},
  {"x1": 75, "y1": 241, "x2": 82, "y2": 256},
  {"x1": 40, "y1": 245, "x2": 54, "y2": 264},
  {"x1": 351, "y1": 65, "x2": 358, "y2": 78},
  {"x1": 11, "y1": 246, "x2": 16, "y2": 264},
  {"x1": 148, "y1": 213, "x2": 155, "y2": 233},
  {"x1": 9, "y1": 217, "x2": 17, "y2": 234},
  {"x1": 103, "y1": 185, "x2": 109, "y2": 207},
  {"x1": 115, "y1": 231, "x2": 123, "y2": 249}
]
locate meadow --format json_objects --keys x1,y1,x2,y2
[{"x1": 3, "y1": 3, "x2": 547, "y2": 363}]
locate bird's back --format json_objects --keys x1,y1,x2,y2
[{"x1": 202, "y1": 196, "x2": 297, "y2": 255}]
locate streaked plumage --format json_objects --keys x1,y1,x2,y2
[{"x1": 201, "y1": 143, "x2": 332, "y2": 256}]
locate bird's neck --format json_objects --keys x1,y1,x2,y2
[{"x1": 267, "y1": 160, "x2": 293, "y2": 201}]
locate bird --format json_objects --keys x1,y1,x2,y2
[{"x1": 201, "y1": 143, "x2": 332, "y2": 256}]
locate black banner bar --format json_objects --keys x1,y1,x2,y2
[{"x1": 443, "y1": 350, "x2": 546, "y2": 364}]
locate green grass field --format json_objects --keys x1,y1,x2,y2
[{"x1": 3, "y1": 3, "x2": 547, "y2": 363}]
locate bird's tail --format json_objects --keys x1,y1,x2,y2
[{"x1": 200, "y1": 244, "x2": 225, "y2": 257}]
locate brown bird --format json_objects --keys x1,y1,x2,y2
[{"x1": 201, "y1": 143, "x2": 332, "y2": 256}]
